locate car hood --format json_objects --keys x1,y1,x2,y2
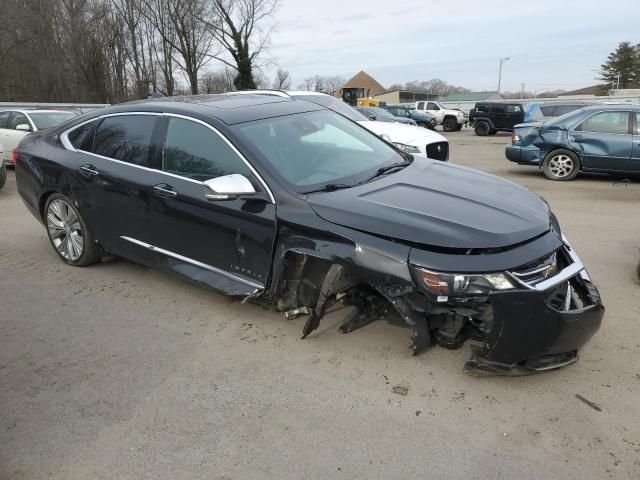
[
  {"x1": 307, "y1": 160, "x2": 551, "y2": 249},
  {"x1": 358, "y1": 120, "x2": 447, "y2": 146}
]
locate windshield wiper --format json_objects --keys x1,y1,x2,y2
[
  {"x1": 303, "y1": 183, "x2": 354, "y2": 194},
  {"x1": 364, "y1": 160, "x2": 412, "y2": 183}
]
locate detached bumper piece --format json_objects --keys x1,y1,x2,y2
[{"x1": 464, "y1": 243, "x2": 604, "y2": 376}]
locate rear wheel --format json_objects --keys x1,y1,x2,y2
[
  {"x1": 542, "y1": 149, "x2": 580, "y2": 181},
  {"x1": 44, "y1": 194, "x2": 100, "y2": 266},
  {"x1": 474, "y1": 121, "x2": 490, "y2": 136},
  {"x1": 442, "y1": 116, "x2": 457, "y2": 132},
  {"x1": 0, "y1": 163, "x2": 6, "y2": 189}
]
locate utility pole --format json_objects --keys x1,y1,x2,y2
[
  {"x1": 520, "y1": 83, "x2": 525, "y2": 99},
  {"x1": 497, "y1": 57, "x2": 510, "y2": 95}
]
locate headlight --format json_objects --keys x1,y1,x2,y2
[
  {"x1": 393, "y1": 142, "x2": 421, "y2": 154},
  {"x1": 413, "y1": 267, "x2": 515, "y2": 300},
  {"x1": 511, "y1": 134, "x2": 521, "y2": 144}
]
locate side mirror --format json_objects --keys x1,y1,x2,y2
[
  {"x1": 15, "y1": 124, "x2": 31, "y2": 132},
  {"x1": 203, "y1": 174, "x2": 255, "y2": 201}
]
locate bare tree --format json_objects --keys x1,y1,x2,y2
[
  {"x1": 141, "y1": 0, "x2": 214, "y2": 94},
  {"x1": 200, "y1": 67, "x2": 235, "y2": 93},
  {"x1": 203, "y1": 0, "x2": 280, "y2": 90},
  {"x1": 322, "y1": 75, "x2": 345, "y2": 95},
  {"x1": 272, "y1": 68, "x2": 291, "y2": 89},
  {"x1": 297, "y1": 77, "x2": 315, "y2": 91}
]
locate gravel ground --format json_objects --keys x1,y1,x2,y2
[{"x1": 1, "y1": 129, "x2": 639, "y2": 479}]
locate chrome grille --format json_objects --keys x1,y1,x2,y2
[{"x1": 509, "y1": 251, "x2": 561, "y2": 288}]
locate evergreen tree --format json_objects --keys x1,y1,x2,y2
[{"x1": 599, "y1": 41, "x2": 639, "y2": 90}]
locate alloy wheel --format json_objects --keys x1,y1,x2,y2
[
  {"x1": 46, "y1": 199, "x2": 84, "y2": 261},
  {"x1": 548, "y1": 154, "x2": 574, "y2": 178}
]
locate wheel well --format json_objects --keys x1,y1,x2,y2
[
  {"x1": 38, "y1": 190, "x2": 57, "y2": 220},
  {"x1": 474, "y1": 118, "x2": 492, "y2": 128}
]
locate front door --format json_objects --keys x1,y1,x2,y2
[
  {"x1": 569, "y1": 110, "x2": 632, "y2": 172},
  {"x1": 504, "y1": 104, "x2": 524, "y2": 130},
  {"x1": 630, "y1": 112, "x2": 640, "y2": 172},
  {"x1": 146, "y1": 115, "x2": 276, "y2": 293}
]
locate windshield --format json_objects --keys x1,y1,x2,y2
[
  {"x1": 369, "y1": 107, "x2": 395, "y2": 118},
  {"x1": 235, "y1": 110, "x2": 405, "y2": 192},
  {"x1": 29, "y1": 111, "x2": 76, "y2": 129},
  {"x1": 292, "y1": 94, "x2": 368, "y2": 122}
]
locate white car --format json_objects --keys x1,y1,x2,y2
[
  {"x1": 0, "y1": 110, "x2": 77, "y2": 165},
  {"x1": 415, "y1": 101, "x2": 467, "y2": 132},
  {"x1": 226, "y1": 90, "x2": 450, "y2": 161}
]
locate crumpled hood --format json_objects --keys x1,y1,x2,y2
[
  {"x1": 358, "y1": 120, "x2": 447, "y2": 146},
  {"x1": 307, "y1": 160, "x2": 551, "y2": 249}
]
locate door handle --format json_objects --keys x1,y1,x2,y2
[
  {"x1": 79, "y1": 164, "x2": 99, "y2": 176},
  {"x1": 152, "y1": 184, "x2": 177, "y2": 198}
]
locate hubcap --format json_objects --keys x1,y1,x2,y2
[
  {"x1": 47, "y1": 199, "x2": 84, "y2": 261},
  {"x1": 548, "y1": 154, "x2": 574, "y2": 178}
]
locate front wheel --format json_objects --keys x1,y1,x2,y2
[
  {"x1": 542, "y1": 149, "x2": 580, "y2": 181},
  {"x1": 44, "y1": 194, "x2": 100, "y2": 266},
  {"x1": 442, "y1": 117, "x2": 457, "y2": 132}
]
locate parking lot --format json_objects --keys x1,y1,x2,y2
[{"x1": 1, "y1": 128, "x2": 639, "y2": 479}]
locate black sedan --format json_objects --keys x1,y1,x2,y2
[
  {"x1": 507, "y1": 104, "x2": 640, "y2": 180},
  {"x1": 15, "y1": 94, "x2": 603, "y2": 374}
]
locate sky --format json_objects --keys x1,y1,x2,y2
[{"x1": 261, "y1": 0, "x2": 640, "y2": 94}]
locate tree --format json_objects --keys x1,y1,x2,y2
[
  {"x1": 272, "y1": 68, "x2": 291, "y2": 89},
  {"x1": 204, "y1": 0, "x2": 280, "y2": 90},
  {"x1": 141, "y1": 0, "x2": 214, "y2": 94},
  {"x1": 387, "y1": 79, "x2": 470, "y2": 96},
  {"x1": 200, "y1": 67, "x2": 235, "y2": 93},
  {"x1": 599, "y1": 41, "x2": 639, "y2": 90}
]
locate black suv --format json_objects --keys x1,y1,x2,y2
[{"x1": 469, "y1": 102, "x2": 526, "y2": 136}]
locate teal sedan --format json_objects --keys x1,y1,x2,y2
[{"x1": 506, "y1": 104, "x2": 640, "y2": 180}]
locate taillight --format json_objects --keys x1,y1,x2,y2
[{"x1": 11, "y1": 148, "x2": 18, "y2": 166}]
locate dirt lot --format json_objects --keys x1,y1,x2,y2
[{"x1": 1, "y1": 129, "x2": 639, "y2": 479}]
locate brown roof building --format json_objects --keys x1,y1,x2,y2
[{"x1": 340, "y1": 71, "x2": 386, "y2": 105}]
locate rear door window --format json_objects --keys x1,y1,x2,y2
[
  {"x1": 576, "y1": 111, "x2": 629, "y2": 134},
  {"x1": 93, "y1": 115, "x2": 157, "y2": 166},
  {"x1": 490, "y1": 105, "x2": 505, "y2": 114},
  {"x1": 68, "y1": 121, "x2": 98, "y2": 152}
]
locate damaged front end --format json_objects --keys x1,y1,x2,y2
[{"x1": 267, "y1": 225, "x2": 603, "y2": 376}]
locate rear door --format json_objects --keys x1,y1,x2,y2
[
  {"x1": 64, "y1": 113, "x2": 163, "y2": 260},
  {"x1": 569, "y1": 110, "x2": 632, "y2": 172},
  {"x1": 490, "y1": 104, "x2": 507, "y2": 129},
  {"x1": 504, "y1": 104, "x2": 524, "y2": 129},
  {"x1": 145, "y1": 115, "x2": 276, "y2": 293}
]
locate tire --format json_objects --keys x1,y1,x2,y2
[
  {"x1": 442, "y1": 116, "x2": 457, "y2": 132},
  {"x1": 542, "y1": 149, "x2": 580, "y2": 181},
  {"x1": 455, "y1": 124, "x2": 463, "y2": 131},
  {"x1": 0, "y1": 164, "x2": 6, "y2": 190},
  {"x1": 44, "y1": 193, "x2": 100, "y2": 266},
  {"x1": 474, "y1": 121, "x2": 490, "y2": 136}
]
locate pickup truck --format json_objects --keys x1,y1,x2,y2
[{"x1": 414, "y1": 101, "x2": 467, "y2": 132}]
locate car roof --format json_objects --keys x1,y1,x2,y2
[
  {"x1": 580, "y1": 103, "x2": 640, "y2": 111},
  {"x1": 101, "y1": 93, "x2": 325, "y2": 125}
]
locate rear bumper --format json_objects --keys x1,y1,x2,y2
[{"x1": 506, "y1": 145, "x2": 544, "y2": 165}]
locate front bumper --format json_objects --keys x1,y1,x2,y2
[
  {"x1": 464, "y1": 242, "x2": 604, "y2": 375},
  {"x1": 506, "y1": 144, "x2": 544, "y2": 165}
]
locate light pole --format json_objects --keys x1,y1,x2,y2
[{"x1": 497, "y1": 57, "x2": 510, "y2": 95}]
